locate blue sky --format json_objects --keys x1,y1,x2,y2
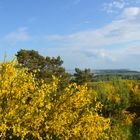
[{"x1": 0, "y1": 0, "x2": 140, "y2": 70}]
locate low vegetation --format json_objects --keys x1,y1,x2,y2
[{"x1": 0, "y1": 49, "x2": 140, "y2": 139}]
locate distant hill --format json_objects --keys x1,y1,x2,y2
[
  {"x1": 92, "y1": 69, "x2": 140, "y2": 75},
  {"x1": 67, "y1": 69, "x2": 140, "y2": 81},
  {"x1": 67, "y1": 69, "x2": 140, "y2": 75}
]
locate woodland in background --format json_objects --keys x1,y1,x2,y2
[{"x1": 0, "y1": 49, "x2": 140, "y2": 139}]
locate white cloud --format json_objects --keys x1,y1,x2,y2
[
  {"x1": 103, "y1": 0, "x2": 140, "y2": 14},
  {"x1": 45, "y1": 7, "x2": 140, "y2": 69},
  {"x1": 47, "y1": 8, "x2": 140, "y2": 48},
  {"x1": 103, "y1": 0, "x2": 126, "y2": 13},
  {"x1": 122, "y1": 7, "x2": 140, "y2": 17},
  {"x1": 4, "y1": 27, "x2": 30, "y2": 44},
  {"x1": 122, "y1": 45, "x2": 140, "y2": 55}
]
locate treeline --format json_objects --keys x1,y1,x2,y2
[
  {"x1": 93, "y1": 74, "x2": 140, "y2": 82},
  {"x1": 15, "y1": 49, "x2": 94, "y2": 86},
  {"x1": 16, "y1": 49, "x2": 140, "y2": 84}
]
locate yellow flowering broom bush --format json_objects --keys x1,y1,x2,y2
[
  {"x1": 0, "y1": 61, "x2": 110, "y2": 140},
  {"x1": 90, "y1": 80, "x2": 137, "y2": 139}
]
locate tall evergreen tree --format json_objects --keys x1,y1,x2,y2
[{"x1": 16, "y1": 49, "x2": 71, "y2": 87}]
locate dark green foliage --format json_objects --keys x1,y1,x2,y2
[
  {"x1": 16, "y1": 49, "x2": 71, "y2": 88},
  {"x1": 16, "y1": 49, "x2": 46, "y2": 71},
  {"x1": 73, "y1": 68, "x2": 94, "y2": 84},
  {"x1": 93, "y1": 74, "x2": 140, "y2": 82}
]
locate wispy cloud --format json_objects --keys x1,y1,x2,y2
[
  {"x1": 103, "y1": 0, "x2": 126, "y2": 13},
  {"x1": 45, "y1": 7, "x2": 140, "y2": 69},
  {"x1": 3, "y1": 27, "x2": 30, "y2": 44},
  {"x1": 1, "y1": 3, "x2": 140, "y2": 70},
  {"x1": 47, "y1": 7, "x2": 140, "y2": 48},
  {"x1": 103, "y1": 0, "x2": 140, "y2": 14},
  {"x1": 122, "y1": 7, "x2": 140, "y2": 17}
]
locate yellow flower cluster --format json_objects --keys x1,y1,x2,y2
[{"x1": 0, "y1": 61, "x2": 110, "y2": 140}]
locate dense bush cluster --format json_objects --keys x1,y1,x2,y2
[
  {"x1": 0, "y1": 61, "x2": 110, "y2": 140},
  {"x1": 0, "y1": 55, "x2": 140, "y2": 139}
]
